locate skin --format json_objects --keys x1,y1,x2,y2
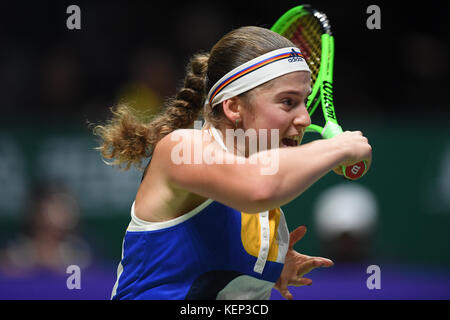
[
  {"x1": 232, "y1": 72, "x2": 345, "y2": 176},
  {"x1": 221, "y1": 71, "x2": 312, "y2": 157},
  {"x1": 274, "y1": 225, "x2": 334, "y2": 300},
  {"x1": 134, "y1": 70, "x2": 372, "y2": 299},
  {"x1": 216, "y1": 71, "x2": 333, "y2": 299},
  {"x1": 136, "y1": 71, "x2": 371, "y2": 218}
]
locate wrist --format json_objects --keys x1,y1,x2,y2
[{"x1": 319, "y1": 137, "x2": 349, "y2": 169}]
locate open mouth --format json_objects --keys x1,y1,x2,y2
[{"x1": 281, "y1": 136, "x2": 301, "y2": 147}]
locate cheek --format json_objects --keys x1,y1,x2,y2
[
  {"x1": 245, "y1": 103, "x2": 286, "y2": 130},
  {"x1": 244, "y1": 106, "x2": 288, "y2": 149}
]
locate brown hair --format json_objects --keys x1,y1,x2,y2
[{"x1": 94, "y1": 26, "x2": 294, "y2": 170}]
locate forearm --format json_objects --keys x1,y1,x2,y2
[
  {"x1": 248, "y1": 138, "x2": 347, "y2": 210},
  {"x1": 161, "y1": 130, "x2": 350, "y2": 213}
]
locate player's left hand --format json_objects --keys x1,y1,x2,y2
[{"x1": 274, "y1": 225, "x2": 334, "y2": 300}]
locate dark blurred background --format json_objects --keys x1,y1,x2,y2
[{"x1": 0, "y1": 0, "x2": 449, "y2": 299}]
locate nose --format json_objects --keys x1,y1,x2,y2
[{"x1": 293, "y1": 104, "x2": 311, "y2": 129}]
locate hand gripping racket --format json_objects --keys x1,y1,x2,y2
[{"x1": 271, "y1": 4, "x2": 368, "y2": 180}]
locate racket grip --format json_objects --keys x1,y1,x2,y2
[
  {"x1": 313, "y1": 122, "x2": 369, "y2": 180},
  {"x1": 341, "y1": 160, "x2": 368, "y2": 180}
]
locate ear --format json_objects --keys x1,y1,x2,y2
[{"x1": 222, "y1": 97, "x2": 242, "y2": 124}]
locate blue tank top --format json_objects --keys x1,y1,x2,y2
[{"x1": 111, "y1": 127, "x2": 290, "y2": 300}]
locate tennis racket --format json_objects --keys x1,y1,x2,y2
[{"x1": 271, "y1": 4, "x2": 368, "y2": 180}]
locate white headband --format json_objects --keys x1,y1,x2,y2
[{"x1": 205, "y1": 47, "x2": 310, "y2": 109}]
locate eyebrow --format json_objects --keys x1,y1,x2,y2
[{"x1": 277, "y1": 88, "x2": 312, "y2": 96}]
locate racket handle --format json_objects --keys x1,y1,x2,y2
[
  {"x1": 307, "y1": 122, "x2": 369, "y2": 180},
  {"x1": 341, "y1": 160, "x2": 368, "y2": 180}
]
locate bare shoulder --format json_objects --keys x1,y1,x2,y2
[
  {"x1": 135, "y1": 129, "x2": 210, "y2": 221},
  {"x1": 152, "y1": 128, "x2": 217, "y2": 168},
  {"x1": 141, "y1": 129, "x2": 194, "y2": 185},
  {"x1": 153, "y1": 129, "x2": 198, "y2": 156}
]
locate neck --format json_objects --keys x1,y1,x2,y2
[{"x1": 207, "y1": 123, "x2": 252, "y2": 158}]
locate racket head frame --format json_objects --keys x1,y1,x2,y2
[
  {"x1": 271, "y1": 5, "x2": 336, "y2": 129},
  {"x1": 272, "y1": 5, "x2": 368, "y2": 180}
]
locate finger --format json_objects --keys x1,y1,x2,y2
[
  {"x1": 312, "y1": 257, "x2": 334, "y2": 267},
  {"x1": 281, "y1": 288, "x2": 293, "y2": 300},
  {"x1": 289, "y1": 225, "x2": 307, "y2": 249},
  {"x1": 275, "y1": 277, "x2": 293, "y2": 300},
  {"x1": 297, "y1": 257, "x2": 334, "y2": 276},
  {"x1": 332, "y1": 166, "x2": 344, "y2": 176},
  {"x1": 290, "y1": 277, "x2": 312, "y2": 287}
]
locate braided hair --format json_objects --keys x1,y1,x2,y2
[{"x1": 93, "y1": 26, "x2": 294, "y2": 170}]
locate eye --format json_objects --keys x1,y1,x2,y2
[{"x1": 281, "y1": 98, "x2": 294, "y2": 107}]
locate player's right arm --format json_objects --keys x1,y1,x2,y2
[{"x1": 151, "y1": 129, "x2": 371, "y2": 214}]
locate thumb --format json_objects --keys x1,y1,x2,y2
[{"x1": 289, "y1": 225, "x2": 307, "y2": 249}]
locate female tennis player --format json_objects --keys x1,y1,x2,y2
[{"x1": 95, "y1": 26, "x2": 372, "y2": 300}]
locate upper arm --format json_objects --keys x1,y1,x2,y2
[{"x1": 151, "y1": 129, "x2": 272, "y2": 213}]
